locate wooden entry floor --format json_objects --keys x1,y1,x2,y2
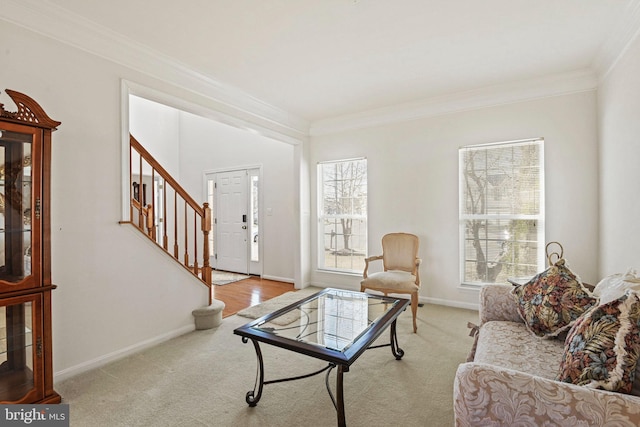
[{"x1": 212, "y1": 276, "x2": 295, "y2": 318}]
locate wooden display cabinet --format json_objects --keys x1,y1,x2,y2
[{"x1": 0, "y1": 89, "x2": 60, "y2": 403}]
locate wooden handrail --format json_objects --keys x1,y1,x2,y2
[
  {"x1": 126, "y1": 134, "x2": 212, "y2": 303},
  {"x1": 130, "y1": 135, "x2": 203, "y2": 214}
]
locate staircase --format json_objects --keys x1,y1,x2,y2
[{"x1": 121, "y1": 134, "x2": 213, "y2": 304}]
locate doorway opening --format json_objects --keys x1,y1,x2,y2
[{"x1": 123, "y1": 81, "x2": 300, "y2": 289}]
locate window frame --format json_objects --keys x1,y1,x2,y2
[
  {"x1": 317, "y1": 157, "x2": 368, "y2": 274},
  {"x1": 458, "y1": 138, "x2": 545, "y2": 287}
]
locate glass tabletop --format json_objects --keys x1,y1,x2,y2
[{"x1": 247, "y1": 288, "x2": 402, "y2": 352}]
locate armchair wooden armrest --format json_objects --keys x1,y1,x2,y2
[{"x1": 363, "y1": 255, "x2": 383, "y2": 278}]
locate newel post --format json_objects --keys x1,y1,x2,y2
[{"x1": 201, "y1": 203, "x2": 212, "y2": 290}]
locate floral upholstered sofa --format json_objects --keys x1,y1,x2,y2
[{"x1": 453, "y1": 282, "x2": 640, "y2": 426}]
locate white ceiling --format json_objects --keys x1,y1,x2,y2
[{"x1": 17, "y1": 0, "x2": 640, "y2": 123}]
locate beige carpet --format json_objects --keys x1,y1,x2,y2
[{"x1": 56, "y1": 289, "x2": 478, "y2": 426}]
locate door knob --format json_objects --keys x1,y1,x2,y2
[{"x1": 242, "y1": 225, "x2": 247, "y2": 229}]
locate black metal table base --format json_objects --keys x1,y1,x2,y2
[{"x1": 242, "y1": 319, "x2": 404, "y2": 427}]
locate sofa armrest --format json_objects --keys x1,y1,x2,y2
[
  {"x1": 479, "y1": 284, "x2": 522, "y2": 324},
  {"x1": 454, "y1": 362, "x2": 640, "y2": 426}
]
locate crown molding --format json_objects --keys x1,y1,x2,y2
[
  {"x1": 592, "y1": 0, "x2": 640, "y2": 81},
  {"x1": 310, "y1": 69, "x2": 598, "y2": 136},
  {"x1": 0, "y1": 0, "x2": 309, "y2": 141}
]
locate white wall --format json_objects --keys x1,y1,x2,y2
[
  {"x1": 177, "y1": 112, "x2": 296, "y2": 282},
  {"x1": 129, "y1": 95, "x2": 180, "y2": 177},
  {"x1": 598, "y1": 32, "x2": 640, "y2": 276},
  {"x1": 310, "y1": 91, "x2": 599, "y2": 308}
]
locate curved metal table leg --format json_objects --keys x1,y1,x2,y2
[
  {"x1": 243, "y1": 337, "x2": 264, "y2": 407},
  {"x1": 390, "y1": 319, "x2": 405, "y2": 360},
  {"x1": 336, "y1": 365, "x2": 346, "y2": 427},
  {"x1": 324, "y1": 363, "x2": 348, "y2": 427}
]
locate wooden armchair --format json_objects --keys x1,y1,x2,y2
[{"x1": 361, "y1": 233, "x2": 421, "y2": 332}]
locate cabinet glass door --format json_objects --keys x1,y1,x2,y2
[
  {"x1": 0, "y1": 126, "x2": 36, "y2": 284},
  {"x1": 0, "y1": 296, "x2": 41, "y2": 402}
]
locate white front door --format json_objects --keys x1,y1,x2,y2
[{"x1": 215, "y1": 170, "x2": 248, "y2": 273}]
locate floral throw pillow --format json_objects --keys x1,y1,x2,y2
[
  {"x1": 511, "y1": 259, "x2": 597, "y2": 338},
  {"x1": 556, "y1": 290, "x2": 640, "y2": 393}
]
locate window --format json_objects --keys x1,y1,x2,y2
[
  {"x1": 459, "y1": 139, "x2": 544, "y2": 286},
  {"x1": 318, "y1": 158, "x2": 367, "y2": 273}
]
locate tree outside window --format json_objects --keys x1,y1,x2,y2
[
  {"x1": 459, "y1": 139, "x2": 544, "y2": 285},
  {"x1": 318, "y1": 158, "x2": 367, "y2": 273}
]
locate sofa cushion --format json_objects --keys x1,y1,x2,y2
[
  {"x1": 557, "y1": 290, "x2": 640, "y2": 394},
  {"x1": 511, "y1": 259, "x2": 597, "y2": 338},
  {"x1": 361, "y1": 270, "x2": 418, "y2": 291},
  {"x1": 474, "y1": 321, "x2": 565, "y2": 380},
  {"x1": 479, "y1": 284, "x2": 523, "y2": 324}
]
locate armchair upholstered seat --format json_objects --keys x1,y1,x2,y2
[{"x1": 360, "y1": 233, "x2": 421, "y2": 332}]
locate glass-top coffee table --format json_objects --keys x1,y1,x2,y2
[{"x1": 233, "y1": 288, "x2": 410, "y2": 427}]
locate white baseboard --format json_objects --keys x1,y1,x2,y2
[
  {"x1": 53, "y1": 324, "x2": 195, "y2": 383},
  {"x1": 262, "y1": 274, "x2": 294, "y2": 284},
  {"x1": 421, "y1": 296, "x2": 479, "y2": 311}
]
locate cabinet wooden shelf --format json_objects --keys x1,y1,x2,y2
[{"x1": 0, "y1": 89, "x2": 60, "y2": 404}]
